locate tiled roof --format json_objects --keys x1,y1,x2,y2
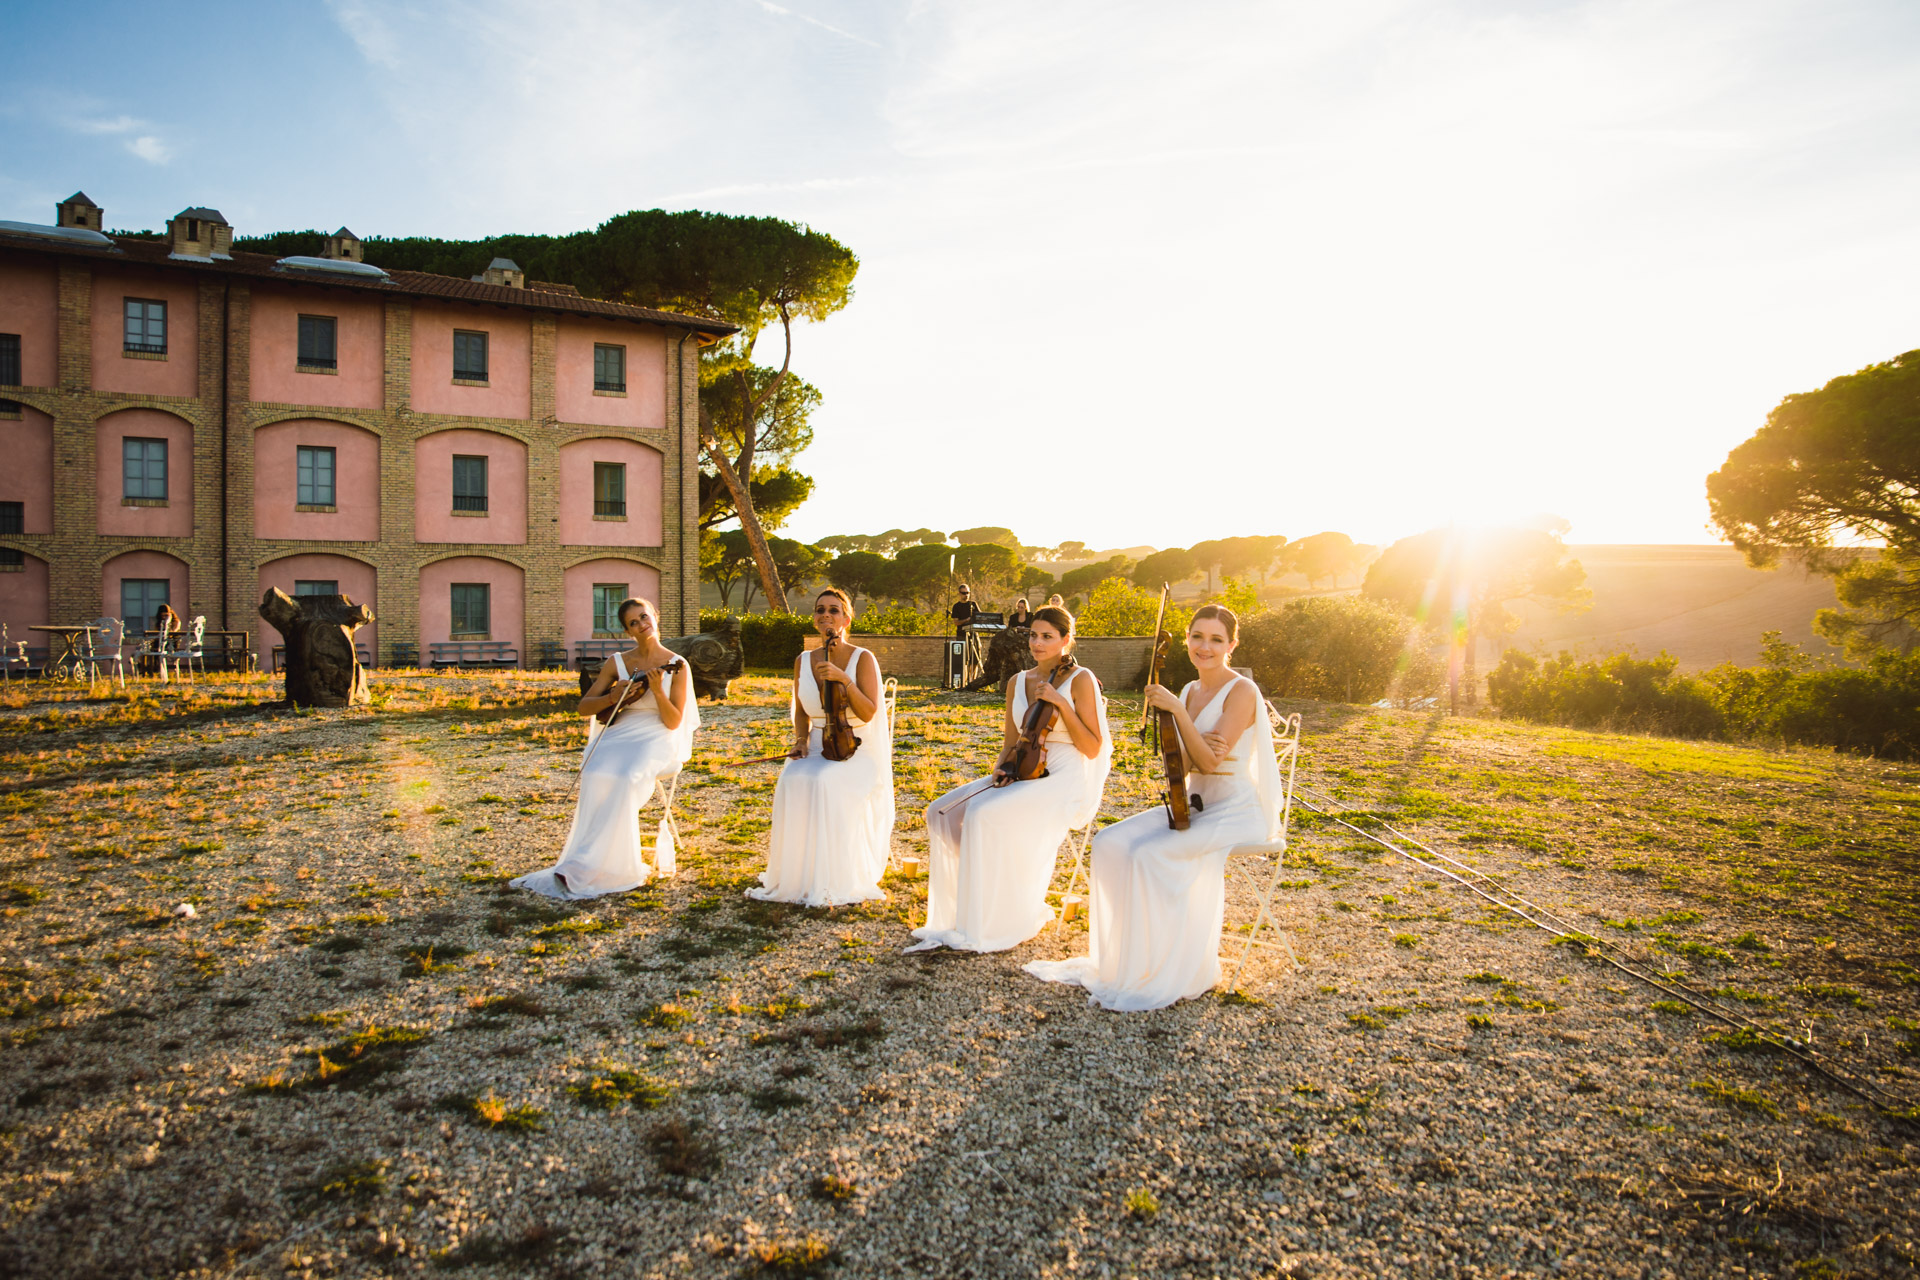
[{"x1": 0, "y1": 226, "x2": 739, "y2": 338}]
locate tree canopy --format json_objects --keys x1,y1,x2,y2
[
  {"x1": 1131, "y1": 547, "x2": 1200, "y2": 591},
  {"x1": 1708, "y1": 349, "x2": 1920, "y2": 654}
]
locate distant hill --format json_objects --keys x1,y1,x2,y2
[{"x1": 1496, "y1": 545, "x2": 1844, "y2": 671}]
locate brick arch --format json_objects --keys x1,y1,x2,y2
[
  {"x1": 413, "y1": 420, "x2": 534, "y2": 446},
  {"x1": 257, "y1": 553, "x2": 379, "y2": 664},
  {"x1": 251, "y1": 406, "x2": 384, "y2": 436},
  {"x1": 97, "y1": 408, "x2": 193, "y2": 540},
  {"x1": 557, "y1": 436, "x2": 663, "y2": 547},
  {"x1": 253, "y1": 417, "x2": 380, "y2": 542},
  {"x1": 414, "y1": 427, "x2": 528, "y2": 546}
]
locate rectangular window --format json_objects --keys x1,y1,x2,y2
[
  {"x1": 120, "y1": 579, "x2": 170, "y2": 627},
  {"x1": 124, "y1": 299, "x2": 167, "y2": 354},
  {"x1": 0, "y1": 549, "x2": 18, "y2": 570},
  {"x1": 0, "y1": 334, "x2": 20, "y2": 385},
  {"x1": 452, "y1": 454, "x2": 488, "y2": 512},
  {"x1": 296, "y1": 445, "x2": 336, "y2": 507},
  {"x1": 452, "y1": 330, "x2": 489, "y2": 381},
  {"x1": 450, "y1": 583, "x2": 490, "y2": 637},
  {"x1": 297, "y1": 315, "x2": 337, "y2": 369},
  {"x1": 0, "y1": 502, "x2": 20, "y2": 535},
  {"x1": 293, "y1": 579, "x2": 339, "y2": 596},
  {"x1": 593, "y1": 343, "x2": 626, "y2": 393},
  {"x1": 593, "y1": 462, "x2": 626, "y2": 517},
  {"x1": 123, "y1": 437, "x2": 167, "y2": 500},
  {"x1": 592, "y1": 584, "x2": 628, "y2": 637}
]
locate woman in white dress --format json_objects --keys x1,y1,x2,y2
[
  {"x1": 1026, "y1": 604, "x2": 1283, "y2": 1011},
  {"x1": 512, "y1": 597, "x2": 697, "y2": 899},
  {"x1": 910, "y1": 607, "x2": 1111, "y2": 953},
  {"x1": 747, "y1": 589, "x2": 894, "y2": 906}
]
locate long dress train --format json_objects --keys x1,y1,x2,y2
[
  {"x1": 748, "y1": 646, "x2": 894, "y2": 906},
  {"x1": 512, "y1": 652, "x2": 698, "y2": 899},
  {"x1": 1025, "y1": 674, "x2": 1282, "y2": 1011},
  {"x1": 913, "y1": 665, "x2": 1112, "y2": 952}
]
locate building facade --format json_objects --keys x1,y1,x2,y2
[{"x1": 0, "y1": 193, "x2": 732, "y2": 666}]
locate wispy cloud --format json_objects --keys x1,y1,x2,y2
[
  {"x1": 74, "y1": 114, "x2": 142, "y2": 136},
  {"x1": 754, "y1": 0, "x2": 882, "y2": 49},
  {"x1": 325, "y1": 0, "x2": 403, "y2": 69}
]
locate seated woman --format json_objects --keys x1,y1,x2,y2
[
  {"x1": 1007, "y1": 597, "x2": 1035, "y2": 630},
  {"x1": 512, "y1": 598, "x2": 696, "y2": 899},
  {"x1": 749, "y1": 589, "x2": 895, "y2": 906},
  {"x1": 1026, "y1": 605, "x2": 1282, "y2": 1010},
  {"x1": 911, "y1": 607, "x2": 1111, "y2": 953}
]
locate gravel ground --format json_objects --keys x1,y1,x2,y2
[{"x1": 0, "y1": 671, "x2": 1915, "y2": 1279}]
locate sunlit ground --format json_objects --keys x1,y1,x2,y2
[{"x1": 0, "y1": 670, "x2": 1916, "y2": 1278}]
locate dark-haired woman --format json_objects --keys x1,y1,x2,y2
[
  {"x1": 749, "y1": 589, "x2": 895, "y2": 906},
  {"x1": 1026, "y1": 605, "x2": 1283, "y2": 1010},
  {"x1": 512, "y1": 598, "x2": 697, "y2": 899},
  {"x1": 909, "y1": 607, "x2": 1111, "y2": 953}
]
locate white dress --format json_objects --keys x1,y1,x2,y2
[
  {"x1": 748, "y1": 647, "x2": 894, "y2": 906},
  {"x1": 1026, "y1": 675, "x2": 1282, "y2": 1011},
  {"x1": 913, "y1": 665, "x2": 1112, "y2": 952},
  {"x1": 512, "y1": 652, "x2": 697, "y2": 899}
]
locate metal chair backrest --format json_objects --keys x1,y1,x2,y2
[
  {"x1": 883, "y1": 676, "x2": 899, "y2": 737},
  {"x1": 187, "y1": 616, "x2": 206, "y2": 652}
]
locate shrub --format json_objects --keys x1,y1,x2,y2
[
  {"x1": 701, "y1": 611, "x2": 815, "y2": 668},
  {"x1": 1077, "y1": 578, "x2": 1163, "y2": 636},
  {"x1": 1490, "y1": 634, "x2": 1920, "y2": 757},
  {"x1": 848, "y1": 601, "x2": 946, "y2": 636},
  {"x1": 1238, "y1": 595, "x2": 1440, "y2": 703}
]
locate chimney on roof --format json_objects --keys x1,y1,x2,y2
[
  {"x1": 57, "y1": 192, "x2": 102, "y2": 232},
  {"x1": 320, "y1": 227, "x2": 363, "y2": 263},
  {"x1": 168, "y1": 207, "x2": 232, "y2": 261},
  {"x1": 474, "y1": 257, "x2": 525, "y2": 289}
]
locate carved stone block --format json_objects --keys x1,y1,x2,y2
[{"x1": 260, "y1": 588, "x2": 373, "y2": 708}]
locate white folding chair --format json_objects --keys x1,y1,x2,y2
[
  {"x1": 176, "y1": 616, "x2": 208, "y2": 682},
  {"x1": 89, "y1": 617, "x2": 129, "y2": 690},
  {"x1": 1219, "y1": 703, "x2": 1303, "y2": 991},
  {"x1": 648, "y1": 772, "x2": 683, "y2": 880},
  {"x1": 0, "y1": 625, "x2": 21, "y2": 682},
  {"x1": 1051, "y1": 819, "x2": 1098, "y2": 928}
]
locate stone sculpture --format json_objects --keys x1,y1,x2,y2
[
  {"x1": 260, "y1": 588, "x2": 373, "y2": 708},
  {"x1": 963, "y1": 625, "x2": 1036, "y2": 693},
  {"x1": 575, "y1": 616, "x2": 746, "y2": 701}
]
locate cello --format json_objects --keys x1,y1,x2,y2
[
  {"x1": 812, "y1": 629, "x2": 861, "y2": 762},
  {"x1": 1143, "y1": 584, "x2": 1197, "y2": 830}
]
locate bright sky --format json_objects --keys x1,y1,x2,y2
[{"x1": 7, "y1": 1, "x2": 1919, "y2": 552}]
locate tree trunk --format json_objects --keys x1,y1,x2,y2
[
  {"x1": 699, "y1": 409, "x2": 787, "y2": 614},
  {"x1": 260, "y1": 588, "x2": 372, "y2": 708}
]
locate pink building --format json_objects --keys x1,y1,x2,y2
[{"x1": 0, "y1": 194, "x2": 733, "y2": 669}]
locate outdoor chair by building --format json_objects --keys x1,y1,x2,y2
[
  {"x1": 1218, "y1": 703, "x2": 1304, "y2": 991},
  {"x1": 88, "y1": 617, "x2": 131, "y2": 689}
]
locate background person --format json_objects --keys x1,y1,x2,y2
[{"x1": 950, "y1": 585, "x2": 980, "y2": 636}]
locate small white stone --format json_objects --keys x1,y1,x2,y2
[{"x1": 171, "y1": 903, "x2": 196, "y2": 919}]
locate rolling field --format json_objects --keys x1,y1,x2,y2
[
  {"x1": 0, "y1": 670, "x2": 1914, "y2": 1279},
  {"x1": 1500, "y1": 544, "x2": 1845, "y2": 671}
]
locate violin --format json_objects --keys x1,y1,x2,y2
[
  {"x1": 596, "y1": 654, "x2": 683, "y2": 727},
  {"x1": 814, "y1": 630, "x2": 860, "y2": 762},
  {"x1": 999, "y1": 655, "x2": 1078, "y2": 784},
  {"x1": 1143, "y1": 584, "x2": 1197, "y2": 830}
]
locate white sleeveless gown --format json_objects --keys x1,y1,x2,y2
[
  {"x1": 748, "y1": 647, "x2": 894, "y2": 906},
  {"x1": 512, "y1": 652, "x2": 691, "y2": 899},
  {"x1": 1026, "y1": 676, "x2": 1272, "y2": 1011},
  {"x1": 914, "y1": 665, "x2": 1112, "y2": 952}
]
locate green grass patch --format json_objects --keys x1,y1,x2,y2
[
  {"x1": 567, "y1": 1064, "x2": 671, "y2": 1111},
  {"x1": 1690, "y1": 1077, "x2": 1781, "y2": 1120}
]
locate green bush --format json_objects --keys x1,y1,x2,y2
[
  {"x1": 699, "y1": 610, "x2": 814, "y2": 669},
  {"x1": 1237, "y1": 596, "x2": 1441, "y2": 704},
  {"x1": 1487, "y1": 649, "x2": 1724, "y2": 737},
  {"x1": 1489, "y1": 638, "x2": 1920, "y2": 757},
  {"x1": 850, "y1": 602, "x2": 947, "y2": 636}
]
